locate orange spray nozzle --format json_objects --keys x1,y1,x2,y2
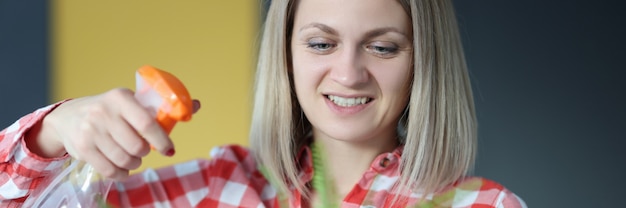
[{"x1": 136, "y1": 65, "x2": 193, "y2": 134}]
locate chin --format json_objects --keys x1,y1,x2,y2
[{"x1": 317, "y1": 123, "x2": 384, "y2": 143}]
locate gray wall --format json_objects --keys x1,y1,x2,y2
[
  {"x1": 454, "y1": 0, "x2": 626, "y2": 207},
  {"x1": 1, "y1": 1, "x2": 624, "y2": 207},
  {"x1": 0, "y1": 1, "x2": 49, "y2": 127}
]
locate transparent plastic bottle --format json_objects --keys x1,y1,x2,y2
[{"x1": 23, "y1": 66, "x2": 193, "y2": 207}]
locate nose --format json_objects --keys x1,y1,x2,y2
[{"x1": 329, "y1": 47, "x2": 369, "y2": 87}]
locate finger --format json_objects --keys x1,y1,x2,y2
[
  {"x1": 109, "y1": 116, "x2": 151, "y2": 158},
  {"x1": 94, "y1": 132, "x2": 142, "y2": 170},
  {"x1": 192, "y1": 99, "x2": 201, "y2": 114},
  {"x1": 109, "y1": 89, "x2": 174, "y2": 156},
  {"x1": 64, "y1": 109, "x2": 102, "y2": 161},
  {"x1": 83, "y1": 146, "x2": 129, "y2": 180}
]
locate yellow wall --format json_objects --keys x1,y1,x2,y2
[{"x1": 52, "y1": 1, "x2": 257, "y2": 172}]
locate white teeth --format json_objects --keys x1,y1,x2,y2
[{"x1": 328, "y1": 95, "x2": 369, "y2": 107}]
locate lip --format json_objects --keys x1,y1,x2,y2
[{"x1": 323, "y1": 93, "x2": 375, "y2": 116}]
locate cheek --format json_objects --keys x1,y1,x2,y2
[
  {"x1": 291, "y1": 51, "x2": 328, "y2": 96},
  {"x1": 372, "y1": 61, "x2": 412, "y2": 98}
]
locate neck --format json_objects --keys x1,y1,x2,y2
[{"x1": 313, "y1": 133, "x2": 399, "y2": 198}]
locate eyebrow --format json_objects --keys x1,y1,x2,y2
[
  {"x1": 299, "y1": 22, "x2": 409, "y2": 39},
  {"x1": 363, "y1": 27, "x2": 409, "y2": 40},
  {"x1": 299, "y1": 23, "x2": 338, "y2": 35}
]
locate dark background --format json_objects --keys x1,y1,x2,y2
[
  {"x1": 454, "y1": 1, "x2": 625, "y2": 207},
  {"x1": 0, "y1": 1, "x2": 49, "y2": 127},
  {"x1": 1, "y1": 1, "x2": 624, "y2": 207}
]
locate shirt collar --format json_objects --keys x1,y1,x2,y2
[{"x1": 294, "y1": 144, "x2": 404, "y2": 184}]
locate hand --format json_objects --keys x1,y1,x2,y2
[{"x1": 26, "y1": 88, "x2": 201, "y2": 180}]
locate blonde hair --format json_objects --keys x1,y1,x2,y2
[{"x1": 249, "y1": 0, "x2": 476, "y2": 201}]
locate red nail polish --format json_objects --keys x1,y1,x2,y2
[{"x1": 166, "y1": 148, "x2": 176, "y2": 157}]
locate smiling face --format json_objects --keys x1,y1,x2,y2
[{"x1": 290, "y1": 0, "x2": 413, "y2": 144}]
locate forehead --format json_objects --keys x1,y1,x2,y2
[{"x1": 292, "y1": 0, "x2": 411, "y2": 35}]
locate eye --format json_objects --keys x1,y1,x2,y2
[
  {"x1": 366, "y1": 42, "x2": 399, "y2": 57},
  {"x1": 371, "y1": 46, "x2": 397, "y2": 54},
  {"x1": 308, "y1": 42, "x2": 334, "y2": 51},
  {"x1": 305, "y1": 38, "x2": 336, "y2": 54}
]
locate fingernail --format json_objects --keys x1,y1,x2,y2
[
  {"x1": 194, "y1": 100, "x2": 201, "y2": 108},
  {"x1": 166, "y1": 148, "x2": 176, "y2": 157}
]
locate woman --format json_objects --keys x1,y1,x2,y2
[{"x1": 0, "y1": 0, "x2": 525, "y2": 207}]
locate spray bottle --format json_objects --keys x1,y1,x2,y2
[{"x1": 23, "y1": 65, "x2": 194, "y2": 207}]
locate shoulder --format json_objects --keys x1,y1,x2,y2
[
  {"x1": 205, "y1": 144, "x2": 264, "y2": 179},
  {"x1": 208, "y1": 144, "x2": 255, "y2": 165},
  {"x1": 112, "y1": 145, "x2": 275, "y2": 207},
  {"x1": 426, "y1": 177, "x2": 527, "y2": 208},
  {"x1": 151, "y1": 144, "x2": 261, "y2": 183}
]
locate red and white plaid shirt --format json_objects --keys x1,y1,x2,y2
[{"x1": 0, "y1": 103, "x2": 526, "y2": 207}]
